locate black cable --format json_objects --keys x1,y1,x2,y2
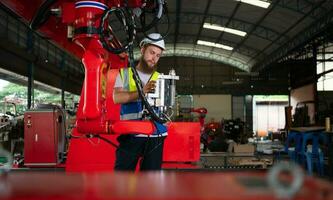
[
  {"x1": 30, "y1": 0, "x2": 56, "y2": 30},
  {"x1": 136, "y1": 0, "x2": 165, "y2": 33},
  {"x1": 99, "y1": 7, "x2": 136, "y2": 54},
  {"x1": 70, "y1": 126, "x2": 165, "y2": 170},
  {"x1": 98, "y1": 1, "x2": 169, "y2": 169},
  {"x1": 69, "y1": 133, "x2": 136, "y2": 157},
  {"x1": 97, "y1": 131, "x2": 165, "y2": 170},
  {"x1": 141, "y1": 3, "x2": 170, "y2": 42},
  {"x1": 139, "y1": 120, "x2": 165, "y2": 169},
  {"x1": 97, "y1": 133, "x2": 166, "y2": 170},
  {"x1": 145, "y1": 121, "x2": 165, "y2": 155},
  {"x1": 139, "y1": 135, "x2": 151, "y2": 168},
  {"x1": 91, "y1": 134, "x2": 119, "y2": 149},
  {"x1": 127, "y1": 45, "x2": 168, "y2": 124},
  {"x1": 86, "y1": 134, "x2": 143, "y2": 169}
]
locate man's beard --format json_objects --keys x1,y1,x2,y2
[{"x1": 139, "y1": 56, "x2": 156, "y2": 74}]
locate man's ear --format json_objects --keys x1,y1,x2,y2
[{"x1": 140, "y1": 46, "x2": 145, "y2": 55}]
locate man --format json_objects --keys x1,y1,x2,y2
[{"x1": 113, "y1": 33, "x2": 167, "y2": 171}]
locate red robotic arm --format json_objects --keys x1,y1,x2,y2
[
  {"x1": 29, "y1": 0, "x2": 168, "y2": 135},
  {"x1": 46, "y1": 0, "x2": 165, "y2": 136},
  {"x1": 191, "y1": 107, "x2": 207, "y2": 133},
  {"x1": 54, "y1": 0, "x2": 164, "y2": 172},
  {"x1": 191, "y1": 107, "x2": 208, "y2": 116}
]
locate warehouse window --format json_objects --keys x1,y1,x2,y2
[
  {"x1": 64, "y1": 91, "x2": 80, "y2": 111},
  {"x1": 252, "y1": 95, "x2": 288, "y2": 135},
  {"x1": 0, "y1": 80, "x2": 27, "y2": 114},
  {"x1": 317, "y1": 43, "x2": 333, "y2": 91},
  {"x1": 0, "y1": 69, "x2": 78, "y2": 110}
]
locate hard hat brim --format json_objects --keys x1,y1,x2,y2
[{"x1": 141, "y1": 43, "x2": 165, "y2": 51}]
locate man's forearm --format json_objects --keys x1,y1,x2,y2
[
  {"x1": 113, "y1": 80, "x2": 156, "y2": 104},
  {"x1": 113, "y1": 90, "x2": 139, "y2": 104}
]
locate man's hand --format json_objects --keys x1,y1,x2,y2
[
  {"x1": 143, "y1": 80, "x2": 156, "y2": 94},
  {"x1": 113, "y1": 80, "x2": 157, "y2": 104}
]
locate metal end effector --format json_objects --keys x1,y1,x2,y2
[{"x1": 146, "y1": 69, "x2": 179, "y2": 120}]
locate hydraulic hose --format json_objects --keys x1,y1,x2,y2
[
  {"x1": 128, "y1": 45, "x2": 168, "y2": 124},
  {"x1": 99, "y1": 7, "x2": 136, "y2": 54},
  {"x1": 30, "y1": 0, "x2": 57, "y2": 30}
]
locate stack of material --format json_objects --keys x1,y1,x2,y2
[{"x1": 231, "y1": 144, "x2": 273, "y2": 169}]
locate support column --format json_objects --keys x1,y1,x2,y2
[
  {"x1": 245, "y1": 95, "x2": 253, "y2": 133},
  {"x1": 26, "y1": 30, "x2": 34, "y2": 109},
  {"x1": 312, "y1": 44, "x2": 318, "y2": 123},
  {"x1": 60, "y1": 54, "x2": 66, "y2": 108},
  {"x1": 27, "y1": 63, "x2": 34, "y2": 109}
]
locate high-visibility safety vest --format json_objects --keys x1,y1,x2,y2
[{"x1": 119, "y1": 67, "x2": 167, "y2": 136}]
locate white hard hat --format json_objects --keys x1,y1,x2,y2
[{"x1": 139, "y1": 33, "x2": 165, "y2": 50}]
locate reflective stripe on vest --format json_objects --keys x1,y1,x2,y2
[
  {"x1": 119, "y1": 68, "x2": 159, "y2": 120},
  {"x1": 120, "y1": 68, "x2": 159, "y2": 92},
  {"x1": 120, "y1": 112, "x2": 142, "y2": 120}
]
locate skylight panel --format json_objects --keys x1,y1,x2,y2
[
  {"x1": 236, "y1": 0, "x2": 270, "y2": 8},
  {"x1": 203, "y1": 23, "x2": 247, "y2": 37},
  {"x1": 197, "y1": 40, "x2": 233, "y2": 51}
]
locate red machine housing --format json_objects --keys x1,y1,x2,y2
[
  {"x1": 66, "y1": 69, "x2": 120, "y2": 172},
  {"x1": 163, "y1": 122, "x2": 200, "y2": 162},
  {"x1": 66, "y1": 69, "x2": 201, "y2": 172},
  {"x1": 24, "y1": 108, "x2": 65, "y2": 167}
]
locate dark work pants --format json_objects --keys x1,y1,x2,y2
[{"x1": 114, "y1": 135, "x2": 166, "y2": 171}]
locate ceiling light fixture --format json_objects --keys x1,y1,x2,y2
[
  {"x1": 197, "y1": 40, "x2": 233, "y2": 51},
  {"x1": 203, "y1": 23, "x2": 247, "y2": 37},
  {"x1": 236, "y1": 0, "x2": 270, "y2": 9}
]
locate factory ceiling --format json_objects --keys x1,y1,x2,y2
[{"x1": 0, "y1": 0, "x2": 333, "y2": 95}]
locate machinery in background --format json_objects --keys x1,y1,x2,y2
[
  {"x1": 191, "y1": 107, "x2": 207, "y2": 130},
  {"x1": 204, "y1": 120, "x2": 229, "y2": 152},
  {"x1": 177, "y1": 106, "x2": 228, "y2": 153},
  {"x1": 0, "y1": 101, "x2": 24, "y2": 161},
  {"x1": 317, "y1": 98, "x2": 333, "y2": 128},
  {"x1": 24, "y1": 105, "x2": 66, "y2": 167},
  {"x1": 201, "y1": 118, "x2": 251, "y2": 152},
  {"x1": 175, "y1": 95, "x2": 194, "y2": 121},
  {"x1": 292, "y1": 101, "x2": 315, "y2": 127},
  {"x1": 190, "y1": 108, "x2": 208, "y2": 151},
  {"x1": 0, "y1": 103, "x2": 14, "y2": 149},
  {"x1": 223, "y1": 119, "x2": 249, "y2": 144}
]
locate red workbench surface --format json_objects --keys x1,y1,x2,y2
[{"x1": 1, "y1": 171, "x2": 332, "y2": 200}]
